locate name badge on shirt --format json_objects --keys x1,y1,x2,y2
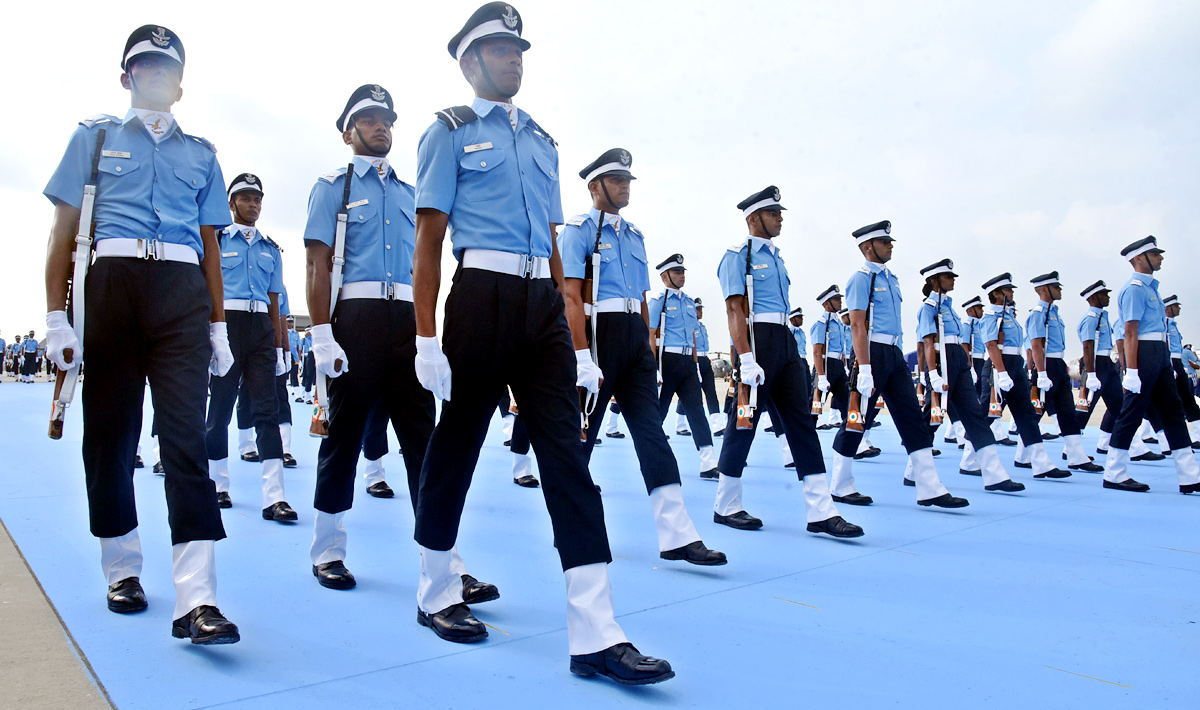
[
  {"x1": 752, "y1": 263, "x2": 768, "y2": 270},
  {"x1": 875, "y1": 287, "x2": 887, "y2": 292},
  {"x1": 222, "y1": 251, "x2": 238, "y2": 257},
  {"x1": 347, "y1": 199, "x2": 369, "y2": 209},
  {"x1": 667, "y1": 307, "x2": 677, "y2": 311},
  {"x1": 101, "y1": 150, "x2": 131, "y2": 158},
  {"x1": 464, "y1": 142, "x2": 493, "y2": 153}
]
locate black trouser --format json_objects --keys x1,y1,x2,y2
[
  {"x1": 766, "y1": 356, "x2": 812, "y2": 439},
  {"x1": 979, "y1": 354, "x2": 1044, "y2": 447},
  {"x1": 82, "y1": 259, "x2": 224, "y2": 544},
  {"x1": 944, "y1": 347, "x2": 995, "y2": 449},
  {"x1": 582, "y1": 312, "x2": 681, "y2": 493},
  {"x1": 316, "y1": 299, "x2": 434, "y2": 514},
  {"x1": 21, "y1": 351, "x2": 37, "y2": 376},
  {"x1": 972, "y1": 357, "x2": 987, "y2": 396},
  {"x1": 235, "y1": 373, "x2": 253, "y2": 432},
  {"x1": 302, "y1": 351, "x2": 315, "y2": 390},
  {"x1": 658, "y1": 352, "x2": 713, "y2": 449},
  {"x1": 289, "y1": 359, "x2": 300, "y2": 388},
  {"x1": 361, "y1": 401, "x2": 390, "y2": 461},
  {"x1": 509, "y1": 413, "x2": 530, "y2": 456},
  {"x1": 1081, "y1": 355, "x2": 1122, "y2": 433},
  {"x1": 718, "y1": 323, "x2": 825, "y2": 479},
  {"x1": 1111, "y1": 341, "x2": 1191, "y2": 451},
  {"x1": 414, "y1": 269, "x2": 610, "y2": 571},
  {"x1": 824, "y1": 357, "x2": 850, "y2": 419},
  {"x1": 834, "y1": 342, "x2": 934, "y2": 457},
  {"x1": 275, "y1": 371, "x2": 291, "y2": 426},
  {"x1": 1045, "y1": 357, "x2": 1082, "y2": 436},
  {"x1": 674, "y1": 354, "x2": 720, "y2": 417},
  {"x1": 1173, "y1": 359, "x2": 1200, "y2": 423},
  {"x1": 206, "y1": 310, "x2": 283, "y2": 463}
]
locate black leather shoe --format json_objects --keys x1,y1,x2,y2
[
  {"x1": 713, "y1": 510, "x2": 763, "y2": 530},
  {"x1": 1192, "y1": 442, "x2": 1200, "y2": 451},
  {"x1": 1096, "y1": 447, "x2": 1109, "y2": 455},
  {"x1": 807, "y1": 515, "x2": 864, "y2": 537},
  {"x1": 832, "y1": 492, "x2": 873, "y2": 506},
  {"x1": 313, "y1": 561, "x2": 356, "y2": 590},
  {"x1": 660, "y1": 540, "x2": 728, "y2": 565},
  {"x1": 985, "y1": 479, "x2": 1026, "y2": 492},
  {"x1": 216, "y1": 491, "x2": 232, "y2": 508},
  {"x1": 262, "y1": 501, "x2": 298, "y2": 522},
  {"x1": 152, "y1": 461, "x2": 165, "y2": 475},
  {"x1": 700, "y1": 467, "x2": 720, "y2": 481},
  {"x1": 134, "y1": 455, "x2": 144, "y2": 469},
  {"x1": 713, "y1": 429, "x2": 724, "y2": 437},
  {"x1": 171, "y1": 605, "x2": 240, "y2": 645},
  {"x1": 816, "y1": 423, "x2": 836, "y2": 430},
  {"x1": 605, "y1": 431, "x2": 625, "y2": 439},
  {"x1": 762, "y1": 426, "x2": 773, "y2": 433},
  {"x1": 996, "y1": 437, "x2": 1017, "y2": 446},
  {"x1": 1033, "y1": 468, "x2": 1072, "y2": 479},
  {"x1": 1104, "y1": 478, "x2": 1150, "y2": 492},
  {"x1": 932, "y1": 449, "x2": 942, "y2": 457},
  {"x1": 594, "y1": 438, "x2": 602, "y2": 446},
  {"x1": 461, "y1": 574, "x2": 500, "y2": 604},
  {"x1": 1132, "y1": 451, "x2": 1166, "y2": 461},
  {"x1": 959, "y1": 468, "x2": 982, "y2": 476},
  {"x1": 107, "y1": 577, "x2": 148, "y2": 613},
  {"x1": 366, "y1": 481, "x2": 394, "y2": 498},
  {"x1": 784, "y1": 461, "x2": 796, "y2": 468},
  {"x1": 1014, "y1": 461, "x2": 1032, "y2": 469},
  {"x1": 1062, "y1": 453, "x2": 1096, "y2": 462},
  {"x1": 1042, "y1": 433, "x2": 1060, "y2": 440},
  {"x1": 417, "y1": 603, "x2": 487, "y2": 643},
  {"x1": 903, "y1": 478, "x2": 915, "y2": 487},
  {"x1": 1180, "y1": 483, "x2": 1200, "y2": 494},
  {"x1": 676, "y1": 428, "x2": 692, "y2": 436},
  {"x1": 570, "y1": 642, "x2": 674, "y2": 685},
  {"x1": 1069, "y1": 461, "x2": 1105, "y2": 473},
  {"x1": 513, "y1": 474, "x2": 539, "y2": 488},
  {"x1": 854, "y1": 447, "x2": 881, "y2": 460},
  {"x1": 503, "y1": 439, "x2": 512, "y2": 447},
  {"x1": 943, "y1": 437, "x2": 957, "y2": 444},
  {"x1": 240, "y1": 451, "x2": 260, "y2": 462},
  {"x1": 294, "y1": 396, "x2": 305, "y2": 403},
  {"x1": 282, "y1": 453, "x2": 298, "y2": 468},
  {"x1": 918, "y1": 493, "x2": 970, "y2": 508},
  {"x1": 1143, "y1": 436, "x2": 1159, "y2": 445}
]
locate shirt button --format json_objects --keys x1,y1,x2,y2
[
  {"x1": 115, "y1": 166, "x2": 121, "y2": 172},
  {"x1": 387, "y1": 272, "x2": 392, "y2": 277},
  {"x1": 385, "y1": 220, "x2": 390, "y2": 225},
  {"x1": 386, "y1": 245, "x2": 391, "y2": 250},
  {"x1": 192, "y1": 180, "x2": 196, "y2": 184},
  {"x1": 359, "y1": 215, "x2": 364, "y2": 220},
  {"x1": 480, "y1": 161, "x2": 487, "y2": 167}
]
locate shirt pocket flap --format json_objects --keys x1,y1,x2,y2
[
  {"x1": 174, "y1": 167, "x2": 207, "y2": 190},
  {"x1": 459, "y1": 149, "x2": 506, "y2": 173},
  {"x1": 98, "y1": 157, "x2": 140, "y2": 176},
  {"x1": 350, "y1": 202, "x2": 378, "y2": 223},
  {"x1": 221, "y1": 252, "x2": 244, "y2": 268},
  {"x1": 257, "y1": 251, "x2": 277, "y2": 270},
  {"x1": 532, "y1": 151, "x2": 557, "y2": 179}
]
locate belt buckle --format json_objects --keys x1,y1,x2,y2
[
  {"x1": 624, "y1": 299, "x2": 636, "y2": 314},
  {"x1": 137, "y1": 239, "x2": 164, "y2": 260},
  {"x1": 517, "y1": 255, "x2": 534, "y2": 278}
]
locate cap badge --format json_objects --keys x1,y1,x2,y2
[
  {"x1": 151, "y1": 27, "x2": 171, "y2": 48},
  {"x1": 502, "y1": 5, "x2": 519, "y2": 29},
  {"x1": 773, "y1": 187, "x2": 781, "y2": 201},
  {"x1": 371, "y1": 85, "x2": 386, "y2": 101},
  {"x1": 619, "y1": 150, "x2": 631, "y2": 166},
  {"x1": 246, "y1": 175, "x2": 257, "y2": 184}
]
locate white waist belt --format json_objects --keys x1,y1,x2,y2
[
  {"x1": 1138, "y1": 333, "x2": 1166, "y2": 342},
  {"x1": 941, "y1": 336, "x2": 962, "y2": 345},
  {"x1": 697, "y1": 351, "x2": 709, "y2": 357},
  {"x1": 461, "y1": 249, "x2": 551, "y2": 279},
  {"x1": 1172, "y1": 354, "x2": 1183, "y2": 360},
  {"x1": 590, "y1": 297, "x2": 641, "y2": 314},
  {"x1": 1096, "y1": 349, "x2": 1112, "y2": 356},
  {"x1": 224, "y1": 299, "x2": 268, "y2": 313},
  {"x1": 752, "y1": 312, "x2": 787, "y2": 325},
  {"x1": 972, "y1": 354, "x2": 986, "y2": 360},
  {"x1": 341, "y1": 281, "x2": 413, "y2": 301},
  {"x1": 94, "y1": 238, "x2": 200, "y2": 265},
  {"x1": 870, "y1": 333, "x2": 901, "y2": 346},
  {"x1": 1001, "y1": 346, "x2": 1021, "y2": 355},
  {"x1": 1046, "y1": 351, "x2": 1065, "y2": 359},
  {"x1": 663, "y1": 346, "x2": 692, "y2": 355}
]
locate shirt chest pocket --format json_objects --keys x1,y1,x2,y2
[
  {"x1": 349, "y1": 202, "x2": 377, "y2": 225},
  {"x1": 628, "y1": 238, "x2": 648, "y2": 265},
  {"x1": 221, "y1": 252, "x2": 244, "y2": 270},
  {"x1": 458, "y1": 148, "x2": 510, "y2": 203},
  {"x1": 174, "y1": 167, "x2": 206, "y2": 191},
  {"x1": 98, "y1": 157, "x2": 141, "y2": 178},
  {"x1": 256, "y1": 251, "x2": 276, "y2": 272}
]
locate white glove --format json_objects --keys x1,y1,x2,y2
[
  {"x1": 576, "y1": 349, "x2": 602, "y2": 394},
  {"x1": 996, "y1": 370, "x2": 1014, "y2": 392},
  {"x1": 855, "y1": 363, "x2": 874, "y2": 396},
  {"x1": 45, "y1": 310, "x2": 79, "y2": 370},
  {"x1": 739, "y1": 352, "x2": 766, "y2": 386},
  {"x1": 1036, "y1": 371, "x2": 1052, "y2": 391},
  {"x1": 929, "y1": 370, "x2": 946, "y2": 393},
  {"x1": 817, "y1": 374, "x2": 830, "y2": 393},
  {"x1": 275, "y1": 348, "x2": 287, "y2": 376},
  {"x1": 1086, "y1": 372, "x2": 1102, "y2": 393},
  {"x1": 970, "y1": 367, "x2": 979, "y2": 385},
  {"x1": 311, "y1": 323, "x2": 349, "y2": 379},
  {"x1": 1122, "y1": 368, "x2": 1141, "y2": 394},
  {"x1": 209, "y1": 322, "x2": 235, "y2": 377},
  {"x1": 415, "y1": 335, "x2": 452, "y2": 400}
]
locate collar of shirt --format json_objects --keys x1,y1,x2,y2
[
  {"x1": 234, "y1": 224, "x2": 258, "y2": 243},
  {"x1": 126, "y1": 108, "x2": 177, "y2": 143},
  {"x1": 1035, "y1": 299, "x2": 1053, "y2": 311},
  {"x1": 747, "y1": 236, "x2": 777, "y2": 255},
  {"x1": 587, "y1": 206, "x2": 622, "y2": 234},
  {"x1": 473, "y1": 97, "x2": 522, "y2": 132},
  {"x1": 1087, "y1": 306, "x2": 1104, "y2": 318},
  {"x1": 353, "y1": 155, "x2": 395, "y2": 184},
  {"x1": 1130, "y1": 272, "x2": 1158, "y2": 290},
  {"x1": 987, "y1": 304, "x2": 1007, "y2": 315},
  {"x1": 862, "y1": 260, "x2": 889, "y2": 276}
]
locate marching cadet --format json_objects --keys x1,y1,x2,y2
[
  {"x1": 21, "y1": 330, "x2": 39, "y2": 382},
  {"x1": 359, "y1": 403, "x2": 397, "y2": 497},
  {"x1": 410, "y1": 3, "x2": 673, "y2": 684},
  {"x1": 299, "y1": 327, "x2": 314, "y2": 403},
  {"x1": 713, "y1": 186, "x2": 863, "y2": 536},
  {"x1": 649, "y1": 255, "x2": 722, "y2": 479},
  {"x1": 962, "y1": 296, "x2": 989, "y2": 398},
  {"x1": 1025, "y1": 272, "x2": 1104, "y2": 472},
  {"x1": 303, "y1": 84, "x2": 496, "y2": 606},
  {"x1": 42, "y1": 25, "x2": 238, "y2": 643},
  {"x1": 1164, "y1": 296, "x2": 1200, "y2": 447},
  {"x1": 1110, "y1": 312, "x2": 1168, "y2": 460},
  {"x1": 673, "y1": 299, "x2": 724, "y2": 437},
  {"x1": 604, "y1": 398, "x2": 626, "y2": 438},
  {"x1": 203, "y1": 172, "x2": 296, "y2": 520},
  {"x1": 276, "y1": 288, "x2": 298, "y2": 468},
  {"x1": 560, "y1": 148, "x2": 725, "y2": 565},
  {"x1": 1103, "y1": 238, "x2": 1200, "y2": 493},
  {"x1": 1077, "y1": 281, "x2": 1127, "y2": 455},
  {"x1": 976, "y1": 273, "x2": 1071, "y2": 481},
  {"x1": 917, "y1": 260, "x2": 1023, "y2": 492},
  {"x1": 828, "y1": 221, "x2": 967, "y2": 508},
  {"x1": 812, "y1": 285, "x2": 849, "y2": 429},
  {"x1": 286, "y1": 314, "x2": 301, "y2": 398}
]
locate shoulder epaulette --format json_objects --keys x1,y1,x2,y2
[
  {"x1": 1130, "y1": 280, "x2": 1144, "y2": 287},
  {"x1": 858, "y1": 265, "x2": 871, "y2": 274},
  {"x1": 1030, "y1": 304, "x2": 1044, "y2": 312},
  {"x1": 80, "y1": 114, "x2": 119, "y2": 128},
  {"x1": 727, "y1": 241, "x2": 748, "y2": 253},
  {"x1": 922, "y1": 296, "x2": 939, "y2": 308},
  {"x1": 435, "y1": 106, "x2": 478, "y2": 130},
  {"x1": 527, "y1": 119, "x2": 558, "y2": 147},
  {"x1": 186, "y1": 134, "x2": 217, "y2": 153},
  {"x1": 260, "y1": 234, "x2": 282, "y2": 251},
  {"x1": 565, "y1": 214, "x2": 588, "y2": 227},
  {"x1": 625, "y1": 221, "x2": 642, "y2": 236},
  {"x1": 317, "y1": 168, "x2": 346, "y2": 184}
]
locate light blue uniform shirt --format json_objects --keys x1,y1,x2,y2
[
  {"x1": 810, "y1": 313, "x2": 847, "y2": 356},
  {"x1": 219, "y1": 225, "x2": 283, "y2": 303},
  {"x1": 916, "y1": 293, "x2": 963, "y2": 340},
  {"x1": 299, "y1": 335, "x2": 311, "y2": 357},
  {"x1": 1077, "y1": 307, "x2": 1113, "y2": 353},
  {"x1": 24, "y1": 338, "x2": 39, "y2": 353},
  {"x1": 304, "y1": 157, "x2": 416, "y2": 286},
  {"x1": 558, "y1": 208, "x2": 649, "y2": 300},
  {"x1": 696, "y1": 322, "x2": 710, "y2": 354},
  {"x1": 288, "y1": 329, "x2": 300, "y2": 360},
  {"x1": 845, "y1": 262, "x2": 903, "y2": 344},
  {"x1": 1025, "y1": 300, "x2": 1066, "y2": 353},
  {"x1": 981, "y1": 303, "x2": 1023, "y2": 347},
  {"x1": 1168, "y1": 319, "x2": 1183, "y2": 356},
  {"x1": 965, "y1": 316, "x2": 987, "y2": 356},
  {"x1": 1117, "y1": 272, "x2": 1167, "y2": 336},
  {"x1": 0, "y1": 339, "x2": 5, "y2": 357},
  {"x1": 648, "y1": 290, "x2": 699, "y2": 349},
  {"x1": 44, "y1": 111, "x2": 229, "y2": 257},
  {"x1": 790, "y1": 325, "x2": 808, "y2": 359},
  {"x1": 1184, "y1": 348, "x2": 1199, "y2": 372},
  {"x1": 716, "y1": 237, "x2": 791, "y2": 314},
  {"x1": 416, "y1": 98, "x2": 562, "y2": 261}
]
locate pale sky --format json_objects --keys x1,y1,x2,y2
[{"x1": 2, "y1": 0, "x2": 1198, "y2": 354}]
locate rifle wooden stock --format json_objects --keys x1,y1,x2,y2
[
  {"x1": 48, "y1": 360, "x2": 71, "y2": 440},
  {"x1": 846, "y1": 389, "x2": 865, "y2": 432},
  {"x1": 736, "y1": 382, "x2": 755, "y2": 429},
  {"x1": 309, "y1": 381, "x2": 329, "y2": 437},
  {"x1": 1030, "y1": 384, "x2": 1044, "y2": 414},
  {"x1": 811, "y1": 388, "x2": 824, "y2": 415},
  {"x1": 988, "y1": 381, "x2": 1003, "y2": 418},
  {"x1": 930, "y1": 390, "x2": 944, "y2": 425}
]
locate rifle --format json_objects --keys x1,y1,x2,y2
[
  {"x1": 930, "y1": 291, "x2": 947, "y2": 425},
  {"x1": 310, "y1": 162, "x2": 354, "y2": 438},
  {"x1": 49, "y1": 128, "x2": 106, "y2": 440},
  {"x1": 735, "y1": 239, "x2": 757, "y2": 429},
  {"x1": 846, "y1": 272, "x2": 877, "y2": 433},
  {"x1": 579, "y1": 211, "x2": 604, "y2": 434},
  {"x1": 988, "y1": 300, "x2": 1006, "y2": 418},
  {"x1": 654, "y1": 286, "x2": 668, "y2": 385},
  {"x1": 1076, "y1": 310, "x2": 1101, "y2": 413},
  {"x1": 811, "y1": 312, "x2": 830, "y2": 415},
  {"x1": 1030, "y1": 304, "x2": 1049, "y2": 415}
]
